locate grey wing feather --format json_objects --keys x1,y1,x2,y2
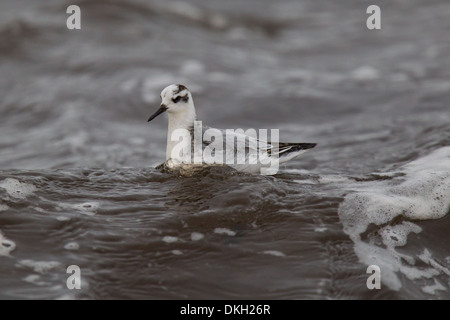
[{"x1": 189, "y1": 124, "x2": 316, "y2": 161}]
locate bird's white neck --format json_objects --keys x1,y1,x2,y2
[{"x1": 166, "y1": 104, "x2": 196, "y2": 160}]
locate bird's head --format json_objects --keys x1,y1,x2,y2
[{"x1": 148, "y1": 84, "x2": 194, "y2": 122}]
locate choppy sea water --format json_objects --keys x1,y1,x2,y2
[{"x1": 0, "y1": 0, "x2": 449, "y2": 299}]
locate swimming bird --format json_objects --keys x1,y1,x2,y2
[{"x1": 148, "y1": 84, "x2": 316, "y2": 174}]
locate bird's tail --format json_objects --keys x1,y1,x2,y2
[{"x1": 269, "y1": 142, "x2": 317, "y2": 162}]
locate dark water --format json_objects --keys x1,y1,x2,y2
[{"x1": 0, "y1": 0, "x2": 449, "y2": 299}]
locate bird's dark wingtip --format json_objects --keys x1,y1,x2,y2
[{"x1": 290, "y1": 143, "x2": 317, "y2": 150}]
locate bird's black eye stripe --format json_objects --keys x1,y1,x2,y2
[{"x1": 172, "y1": 94, "x2": 189, "y2": 103}]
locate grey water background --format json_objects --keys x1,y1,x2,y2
[{"x1": 0, "y1": 0, "x2": 449, "y2": 299}]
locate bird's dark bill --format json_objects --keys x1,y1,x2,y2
[{"x1": 148, "y1": 105, "x2": 168, "y2": 122}]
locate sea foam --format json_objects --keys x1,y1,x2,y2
[
  {"x1": 0, "y1": 231, "x2": 16, "y2": 256},
  {"x1": 0, "y1": 178, "x2": 36, "y2": 199},
  {"x1": 339, "y1": 147, "x2": 450, "y2": 293}
]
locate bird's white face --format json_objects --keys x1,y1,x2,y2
[
  {"x1": 148, "y1": 84, "x2": 193, "y2": 122},
  {"x1": 160, "y1": 84, "x2": 191, "y2": 113}
]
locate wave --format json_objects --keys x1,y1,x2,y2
[{"x1": 339, "y1": 147, "x2": 450, "y2": 296}]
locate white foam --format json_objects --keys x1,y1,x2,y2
[
  {"x1": 0, "y1": 204, "x2": 9, "y2": 211},
  {"x1": 0, "y1": 231, "x2": 16, "y2": 256},
  {"x1": 378, "y1": 222, "x2": 422, "y2": 248},
  {"x1": 338, "y1": 147, "x2": 450, "y2": 291},
  {"x1": 64, "y1": 242, "x2": 79, "y2": 251},
  {"x1": 353, "y1": 241, "x2": 403, "y2": 291},
  {"x1": 314, "y1": 227, "x2": 328, "y2": 233},
  {"x1": 17, "y1": 260, "x2": 61, "y2": 274},
  {"x1": 162, "y1": 236, "x2": 179, "y2": 243},
  {"x1": 418, "y1": 249, "x2": 450, "y2": 276},
  {"x1": 72, "y1": 202, "x2": 99, "y2": 216},
  {"x1": 172, "y1": 250, "x2": 183, "y2": 255},
  {"x1": 214, "y1": 228, "x2": 236, "y2": 236},
  {"x1": 190, "y1": 232, "x2": 204, "y2": 241},
  {"x1": 23, "y1": 274, "x2": 48, "y2": 286},
  {"x1": 0, "y1": 178, "x2": 36, "y2": 199},
  {"x1": 262, "y1": 250, "x2": 286, "y2": 257},
  {"x1": 421, "y1": 279, "x2": 446, "y2": 295},
  {"x1": 399, "y1": 265, "x2": 440, "y2": 281},
  {"x1": 318, "y1": 175, "x2": 351, "y2": 184}
]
